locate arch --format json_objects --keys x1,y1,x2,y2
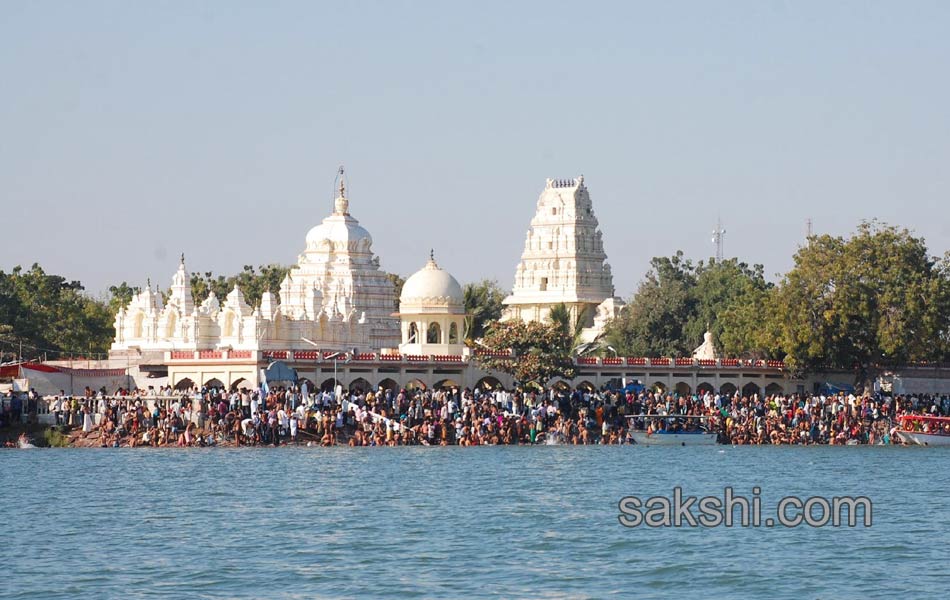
[
  {"x1": 652, "y1": 381, "x2": 667, "y2": 393},
  {"x1": 222, "y1": 310, "x2": 236, "y2": 338},
  {"x1": 408, "y1": 322, "x2": 418, "y2": 344},
  {"x1": 320, "y1": 377, "x2": 340, "y2": 392},
  {"x1": 427, "y1": 322, "x2": 441, "y2": 344},
  {"x1": 434, "y1": 378, "x2": 460, "y2": 390},
  {"x1": 132, "y1": 311, "x2": 145, "y2": 339},
  {"x1": 349, "y1": 377, "x2": 372, "y2": 394},
  {"x1": 448, "y1": 322, "x2": 459, "y2": 344},
  {"x1": 264, "y1": 361, "x2": 297, "y2": 384},
  {"x1": 405, "y1": 378, "x2": 427, "y2": 391},
  {"x1": 230, "y1": 377, "x2": 248, "y2": 392},
  {"x1": 742, "y1": 382, "x2": 761, "y2": 398},
  {"x1": 377, "y1": 378, "x2": 399, "y2": 393},
  {"x1": 720, "y1": 382, "x2": 737, "y2": 397},
  {"x1": 673, "y1": 381, "x2": 692, "y2": 397},
  {"x1": 165, "y1": 310, "x2": 178, "y2": 339},
  {"x1": 576, "y1": 380, "x2": 596, "y2": 392},
  {"x1": 475, "y1": 376, "x2": 503, "y2": 391},
  {"x1": 696, "y1": 382, "x2": 715, "y2": 395},
  {"x1": 551, "y1": 380, "x2": 571, "y2": 391},
  {"x1": 765, "y1": 382, "x2": 785, "y2": 396},
  {"x1": 204, "y1": 377, "x2": 225, "y2": 390},
  {"x1": 174, "y1": 377, "x2": 194, "y2": 391}
]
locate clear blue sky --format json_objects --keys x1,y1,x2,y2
[{"x1": 2, "y1": 1, "x2": 948, "y2": 299}]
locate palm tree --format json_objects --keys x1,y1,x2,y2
[
  {"x1": 548, "y1": 303, "x2": 591, "y2": 355},
  {"x1": 463, "y1": 280, "x2": 506, "y2": 341}
]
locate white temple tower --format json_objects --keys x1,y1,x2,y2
[{"x1": 502, "y1": 176, "x2": 623, "y2": 342}]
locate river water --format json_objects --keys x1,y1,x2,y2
[{"x1": 1, "y1": 445, "x2": 946, "y2": 599}]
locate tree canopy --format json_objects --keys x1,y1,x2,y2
[
  {"x1": 474, "y1": 319, "x2": 576, "y2": 385},
  {"x1": 189, "y1": 264, "x2": 291, "y2": 307},
  {"x1": 767, "y1": 221, "x2": 950, "y2": 382},
  {"x1": 0, "y1": 264, "x2": 114, "y2": 359},
  {"x1": 463, "y1": 279, "x2": 507, "y2": 341},
  {"x1": 602, "y1": 253, "x2": 772, "y2": 357}
]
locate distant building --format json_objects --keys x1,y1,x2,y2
[
  {"x1": 501, "y1": 176, "x2": 624, "y2": 342},
  {"x1": 110, "y1": 173, "x2": 400, "y2": 359}
]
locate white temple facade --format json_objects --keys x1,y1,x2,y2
[
  {"x1": 501, "y1": 176, "x2": 624, "y2": 342},
  {"x1": 397, "y1": 252, "x2": 467, "y2": 357},
  {"x1": 111, "y1": 173, "x2": 400, "y2": 356}
]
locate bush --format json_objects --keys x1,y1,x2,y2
[{"x1": 43, "y1": 427, "x2": 71, "y2": 448}]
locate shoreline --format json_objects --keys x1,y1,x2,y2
[{"x1": 4, "y1": 423, "x2": 920, "y2": 449}]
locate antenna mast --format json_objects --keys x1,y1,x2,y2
[{"x1": 711, "y1": 218, "x2": 726, "y2": 262}]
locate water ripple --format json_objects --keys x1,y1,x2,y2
[{"x1": 1, "y1": 446, "x2": 948, "y2": 599}]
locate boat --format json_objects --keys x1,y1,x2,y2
[
  {"x1": 625, "y1": 414, "x2": 719, "y2": 446},
  {"x1": 895, "y1": 415, "x2": 950, "y2": 446}
]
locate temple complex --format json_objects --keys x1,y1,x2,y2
[
  {"x1": 502, "y1": 176, "x2": 624, "y2": 343},
  {"x1": 110, "y1": 172, "x2": 400, "y2": 359},
  {"x1": 94, "y1": 169, "x2": 807, "y2": 397}
]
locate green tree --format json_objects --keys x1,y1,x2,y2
[
  {"x1": 0, "y1": 264, "x2": 114, "y2": 358},
  {"x1": 189, "y1": 264, "x2": 291, "y2": 307},
  {"x1": 717, "y1": 282, "x2": 778, "y2": 358},
  {"x1": 548, "y1": 302, "x2": 590, "y2": 354},
  {"x1": 474, "y1": 319, "x2": 576, "y2": 386},
  {"x1": 767, "y1": 221, "x2": 950, "y2": 387},
  {"x1": 463, "y1": 279, "x2": 507, "y2": 340},
  {"x1": 603, "y1": 253, "x2": 778, "y2": 358},
  {"x1": 685, "y1": 259, "x2": 770, "y2": 345},
  {"x1": 602, "y1": 251, "x2": 697, "y2": 356},
  {"x1": 107, "y1": 282, "x2": 140, "y2": 315}
]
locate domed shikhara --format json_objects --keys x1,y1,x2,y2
[
  {"x1": 400, "y1": 252, "x2": 464, "y2": 313},
  {"x1": 111, "y1": 169, "x2": 402, "y2": 356},
  {"x1": 303, "y1": 176, "x2": 373, "y2": 254}
]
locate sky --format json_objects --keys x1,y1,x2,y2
[{"x1": 2, "y1": 1, "x2": 949, "y2": 300}]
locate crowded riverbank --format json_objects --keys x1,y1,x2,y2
[{"x1": 4, "y1": 383, "x2": 949, "y2": 448}]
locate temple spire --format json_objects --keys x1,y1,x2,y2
[
  {"x1": 427, "y1": 248, "x2": 439, "y2": 269},
  {"x1": 333, "y1": 165, "x2": 349, "y2": 216}
]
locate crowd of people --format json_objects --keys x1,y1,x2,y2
[{"x1": 7, "y1": 382, "x2": 950, "y2": 447}]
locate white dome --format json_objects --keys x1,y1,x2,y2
[
  {"x1": 401, "y1": 257, "x2": 464, "y2": 306},
  {"x1": 305, "y1": 215, "x2": 372, "y2": 248}
]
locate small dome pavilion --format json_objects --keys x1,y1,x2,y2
[{"x1": 398, "y1": 251, "x2": 466, "y2": 356}]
